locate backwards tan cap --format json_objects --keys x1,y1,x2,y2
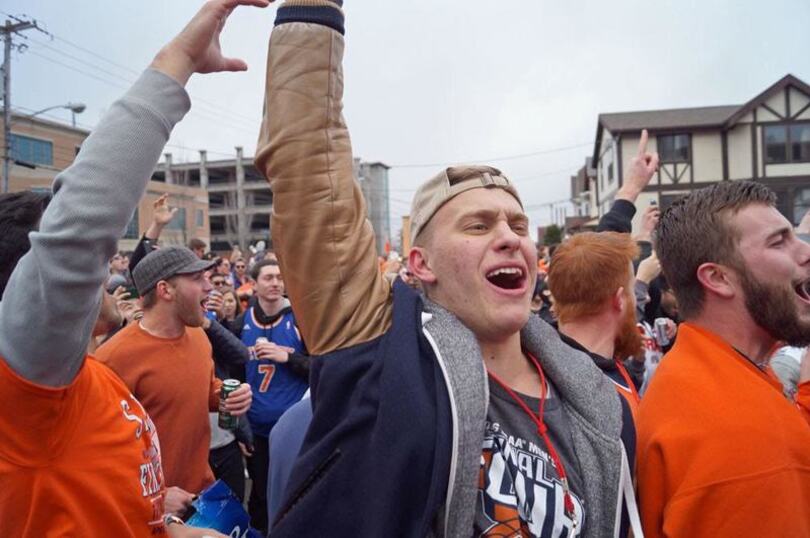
[{"x1": 409, "y1": 165, "x2": 523, "y2": 241}]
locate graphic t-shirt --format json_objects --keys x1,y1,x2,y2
[
  {"x1": 475, "y1": 377, "x2": 586, "y2": 537},
  {"x1": 0, "y1": 356, "x2": 167, "y2": 536}
]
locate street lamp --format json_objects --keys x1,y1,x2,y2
[
  {"x1": 2, "y1": 102, "x2": 86, "y2": 193},
  {"x1": 20, "y1": 102, "x2": 86, "y2": 127}
]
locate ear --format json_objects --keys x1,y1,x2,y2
[
  {"x1": 612, "y1": 286, "x2": 626, "y2": 313},
  {"x1": 155, "y1": 280, "x2": 174, "y2": 302},
  {"x1": 408, "y1": 246, "x2": 437, "y2": 285},
  {"x1": 696, "y1": 262, "x2": 735, "y2": 300}
]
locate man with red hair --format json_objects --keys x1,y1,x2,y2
[{"x1": 547, "y1": 232, "x2": 644, "y2": 417}]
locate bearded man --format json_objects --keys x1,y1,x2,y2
[
  {"x1": 97, "y1": 247, "x2": 252, "y2": 507},
  {"x1": 637, "y1": 180, "x2": 810, "y2": 537},
  {"x1": 547, "y1": 232, "x2": 645, "y2": 419}
]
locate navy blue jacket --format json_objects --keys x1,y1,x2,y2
[{"x1": 271, "y1": 282, "x2": 452, "y2": 537}]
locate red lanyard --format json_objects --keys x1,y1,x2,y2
[
  {"x1": 614, "y1": 359, "x2": 641, "y2": 404},
  {"x1": 486, "y1": 354, "x2": 576, "y2": 522}
]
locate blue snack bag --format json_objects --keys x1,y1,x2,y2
[{"x1": 185, "y1": 480, "x2": 262, "y2": 537}]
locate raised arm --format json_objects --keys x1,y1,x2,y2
[
  {"x1": 255, "y1": 0, "x2": 392, "y2": 355},
  {"x1": 0, "y1": 0, "x2": 269, "y2": 387}
]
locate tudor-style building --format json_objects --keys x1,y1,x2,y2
[{"x1": 582, "y1": 74, "x2": 810, "y2": 232}]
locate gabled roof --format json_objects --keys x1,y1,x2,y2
[
  {"x1": 591, "y1": 73, "x2": 810, "y2": 164},
  {"x1": 724, "y1": 73, "x2": 810, "y2": 126},
  {"x1": 598, "y1": 105, "x2": 740, "y2": 134}
]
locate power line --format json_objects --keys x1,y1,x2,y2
[
  {"x1": 26, "y1": 49, "x2": 261, "y2": 137},
  {"x1": 42, "y1": 33, "x2": 262, "y2": 126},
  {"x1": 2, "y1": 9, "x2": 264, "y2": 127}
]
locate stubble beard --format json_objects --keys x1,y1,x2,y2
[{"x1": 740, "y1": 267, "x2": 810, "y2": 348}]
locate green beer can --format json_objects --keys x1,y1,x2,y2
[{"x1": 218, "y1": 379, "x2": 241, "y2": 430}]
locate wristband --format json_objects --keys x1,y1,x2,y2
[{"x1": 164, "y1": 514, "x2": 185, "y2": 527}]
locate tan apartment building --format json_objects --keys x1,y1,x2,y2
[
  {"x1": 157, "y1": 150, "x2": 392, "y2": 255},
  {"x1": 1, "y1": 112, "x2": 209, "y2": 252},
  {"x1": 582, "y1": 74, "x2": 810, "y2": 233}
]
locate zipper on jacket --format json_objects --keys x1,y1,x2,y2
[
  {"x1": 273, "y1": 448, "x2": 342, "y2": 527},
  {"x1": 421, "y1": 314, "x2": 459, "y2": 538}
]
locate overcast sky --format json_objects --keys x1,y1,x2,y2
[{"x1": 6, "y1": 0, "x2": 810, "y2": 241}]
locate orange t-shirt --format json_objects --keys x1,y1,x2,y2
[
  {"x1": 637, "y1": 323, "x2": 810, "y2": 538},
  {"x1": 797, "y1": 380, "x2": 810, "y2": 427},
  {"x1": 0, "y1": 356, "x2": 167, "y2": 536},
  {"x1": 96, "y1": 322, "x2": 221, "y2": 494}
]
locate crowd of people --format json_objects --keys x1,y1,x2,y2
[{"x1": 0, "y1": 0, "x2": 809, "y2": 537}]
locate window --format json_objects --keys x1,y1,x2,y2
[
  {"x1": 196, "y1": 209, "x2": 204, "y2": 227},
  {"x1": 658, "y1": 134, "x2": 690, "y2": 163},
  {"x1": 794, "y1": 188, "x2": 810, "y2": 226},
  {"x1": 166, "y1": 207, "x2": 187, "y2": 231},
  {"x1": 765, "y1": 125, "x2": 788, "y2": 163},
  {"x1": 10, "y1": 134, "x2": 53, "y2": 166},
  {"x1": 765, "y1": 123, "x2": 810, "y2": 163},
  {"x1": 790, "y1": 124, "x2": 810, "y2": 162},
  {"x1": 123, "y1": 208, "x2": 139, "y2": 239}
]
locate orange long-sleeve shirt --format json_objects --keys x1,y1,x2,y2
[
  {"x1": 96, "y1": 323, "x2": 221, "y2": 494},
  {"x1": 636, "y1": 323, "x2": 810, "y2": 538}
]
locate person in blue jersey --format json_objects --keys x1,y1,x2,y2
[{"x1": 229, "y1": 258, "x2": 309, "y2": 534}]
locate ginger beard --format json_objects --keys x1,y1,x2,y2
[
  {"x1": 738, "y1": 264, "x2": 810, "y2": 348},
  {"x1": 613, "y1": 289, "x2": 644, "y2": 360}
]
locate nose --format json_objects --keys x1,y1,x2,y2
[
  {"x1": 797, "y1": 237, "x2": 810, "y2": 267},
  {"x1": 492, "y1": 220, "x2": 521, "y2": 252}
]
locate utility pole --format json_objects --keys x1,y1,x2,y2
[{"x1": 2, "y1": 16, "x2": 47, "y2": 193}]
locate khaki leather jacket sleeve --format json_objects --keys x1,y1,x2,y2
[{"x1": 255, "y1": 10, "x2": 392, "y2": 356}]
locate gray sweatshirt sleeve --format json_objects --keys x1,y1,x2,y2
[{"x1": 0, "y1": 68, "x2": 190, "y2": 387}]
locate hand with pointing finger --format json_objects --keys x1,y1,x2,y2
[{"x1": 617, "y1": 129, "x2": 660, "y2": 203}]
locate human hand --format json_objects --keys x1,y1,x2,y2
[
  {"x1": 221, "y1": 382, "x2": 252, "y2": 417},
  {"x1": 164, "y1": 486, "x2": 195, "y2": 517},
  {"x1": 617, "y1": 129, "x2": 660, "y2": 203},
  {"x1": 153, "y1": 194, "x2": 179, "y2": 227},
  {"x1": 664, "y1": 318, "x2": 677, "y2": 340},
  {"x1": 238, "y1": 441, "x2": 254, "y2": 457},
  {"x1": 255, "y1": 340, "x2": 292, "y2": 363},
  {"x1": 114, "y1": 287, "x2": 144, "y2": 323},
  {"x1": 637, "y1": 204, "x2": 660, "y2": 242},
  {"x1": 150, "y1": 0, "x2": 271, "y2": 86},
  {"x1": 636, "y1": 252, "x2": 662, "y2": 285},
  {"x1": 205, "y1": 290, "x2": 224, "y2": 317}
]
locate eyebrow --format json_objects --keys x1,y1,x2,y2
[
  {"x1": 458, "y1": 208, "x2": 528, "y2": 222},
  {"x1": 764, "y1": 226, "x2": 792, "y2": 242}
]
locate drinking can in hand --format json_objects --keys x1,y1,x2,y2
[
  {"x1": 218, "y1": 379, "x2": 241, "y2": 430},
  {"x1": 654, "y1": 318, "x2": 671, "y2": 347}
]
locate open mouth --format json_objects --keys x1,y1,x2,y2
[
  {"x1": 795, "y1": 279, "x2": 810, "y2": 304},
  {"x1": 486, "y1": 266, "x2": 526, "y2": 291}
]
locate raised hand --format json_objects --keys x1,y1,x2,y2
[
  {"x1": 618, "y1": 129, "x2": 660, "y2": 203},
  {"x1": 153, "y1": 194, "x2": 179, "y2": 227},
  {"x1": 151, "y1": 0, "x2": 271, "y2": 85},
  {"x1": 637, "y1": 204, "x2": 661, "y2": 242},
  {"x1": 636, "y1": 252, "x2": 662, "y2": 285}
]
